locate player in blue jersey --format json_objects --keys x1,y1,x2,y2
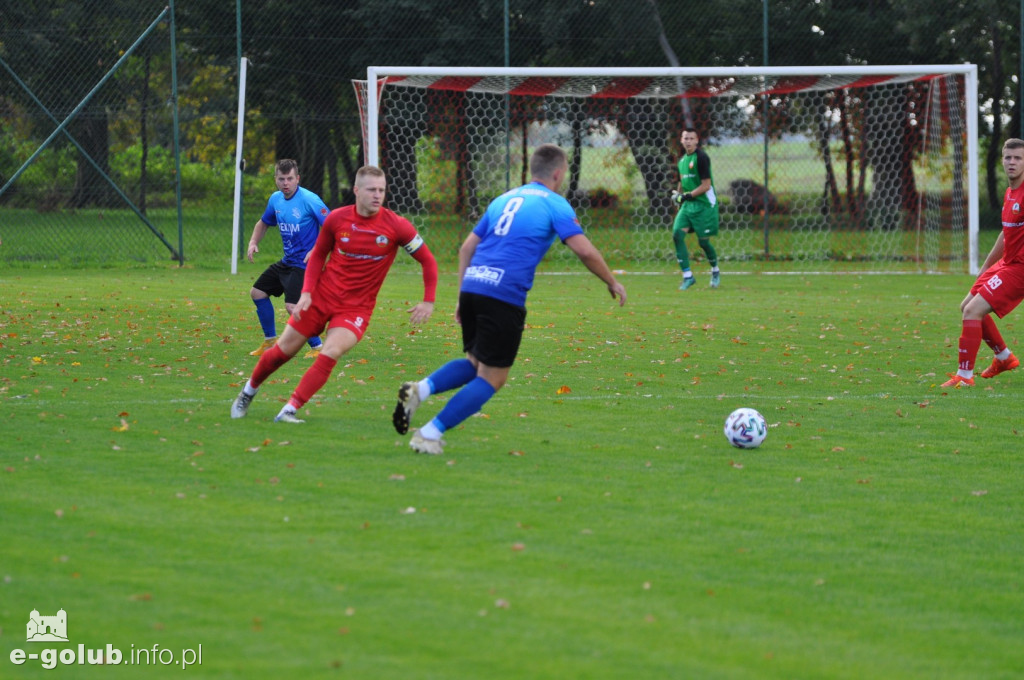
[
  {"x1": 392, "y1": 144, "x2": 627, "y2": 455},
  {"x1": 246, "y1": 159, "x2": 330, "y2": 358}
]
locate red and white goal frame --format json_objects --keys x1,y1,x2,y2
[{"x1": 356, "y1": 65, "x2": 979, "y2": 273}]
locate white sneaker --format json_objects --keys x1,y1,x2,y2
[
  {"x1": 409, "y1": 430, "x2": 443, "y2": 455},
  {"x1": 231, "y1": 389, "x2": 255, "y2": 418},
  {"x1": 274, "y1": 410, "x2": 305, "y2": 424},
  {"x1": 392, "y1": 381, "x2": 422, "y2": 434}
]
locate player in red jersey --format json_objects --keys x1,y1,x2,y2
[
  {"x1": 231, "y1": 165, "x2": 438, "y2": 421},
  {"x1": 942, "y1": 138, "x2": 1024, "y2": 388}
]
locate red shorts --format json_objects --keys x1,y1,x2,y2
[
  {"x1": 972, "y1": 260, "x2": 1024, "y2": 318},
  {"x1": 286, "y1": 293, "x2": 372, "y2": 341}
]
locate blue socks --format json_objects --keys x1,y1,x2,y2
[
  {"x1": 426, "y1": 358, "x2": 477, "y2": 394},
  {"x1": 255, "y1": 297, "x2": 320, "y2": 347},
  {"x1": 432, "y1": 377, "x2": 496, "y2": 434},
  {"x1": 254, "y1": 298, "x2": 276, "y2": 338}
]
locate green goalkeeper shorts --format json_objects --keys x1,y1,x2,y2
[{"x1": 673, "y1": 205, "x2": 719, "y2": 237}]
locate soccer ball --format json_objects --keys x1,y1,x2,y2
[{"x1": 724, "y1": 408, "x2": 768, "y2": 449}]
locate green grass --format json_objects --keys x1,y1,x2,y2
[
  {"x1": 2, "y1": 268, "x2": 1023, "y2": 678},
  {"x1": 0, "y1": 205, "x2": 989, "y2": 276}
]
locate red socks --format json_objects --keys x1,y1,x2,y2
[
  {"x1": 958, "y1": 319, "x2": 983, "y2": 372},
  {"x1": 251, "y1": 344, "x2": 290, "y2": 389},
  {"x1": 288, "y1": 354, "x2": 338, "y2": 409},
  {"x1": 981, "y1": 314, "x2": 1006, "y2": 355}
]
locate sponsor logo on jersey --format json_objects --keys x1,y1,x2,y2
[
  {"x1": 337, "y1": 249, "x2": 386, "y2": 262},
  {"x1": 465, "y1": 265, "x2": 505, "y2": 285}
]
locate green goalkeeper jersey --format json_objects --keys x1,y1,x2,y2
[{"x1": 678, "y1": 148, "x2": 717, "y2": 211}]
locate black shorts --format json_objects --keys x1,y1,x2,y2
[
  {"x1": 252, "y1": 261, "x2": 306, "y2": 304},
  {"x1": 459, "y1": 292, "x2": 527, "y2": 369}
]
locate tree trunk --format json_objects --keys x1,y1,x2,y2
[
  {"x1": 139, "y1": 52, "x2": 151, "y2": 215},
  {"x1": 382, "y1": 108, "x2": 425, "y2": 213},
  {"x1": 622, "y1": 99, "x2": 674, "y2": 217},
  {"x1": 986, "y1": 20, "x2": 1004, "y2": 211},
  {"x1": 864, "y1": 85, "x2": 906, "y2": 232},
  {"x1": 568, "y1": 110, "x2": 584, "y2": 207},
  {"x1": 818, "y1": 99, "x2": 841, "y2": 215},
  {"x1": 70, "y1": 114, "x2": 114, "y2": 209}
]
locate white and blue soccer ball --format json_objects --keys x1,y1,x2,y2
[{"x1": 724, "y1": 408, "x2": 768, "y2": 449}]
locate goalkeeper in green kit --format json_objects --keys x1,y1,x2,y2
[{"x1": 672, "y1": 127, "x2": 720, "y2": 289}]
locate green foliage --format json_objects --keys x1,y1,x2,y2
[
  {"x1": 0, "y1": 142, "x2": 78, "y2": 209},
  {"x1": 2, "y1": 270, "x2": 1023, "y2": 678}
]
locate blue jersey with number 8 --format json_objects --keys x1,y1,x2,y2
[{"x1": 461, "y1": 181, "x2": 584, "y2": 307}]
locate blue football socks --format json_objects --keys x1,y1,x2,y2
[
  {"x1": 425, "y1": 358, "x2": 477, "y2": 395},
  {"x1": 253, "y1": 298, "x2": 276, "y2": 339},
  {"x1": 432, "y1": 376, "x2": 496, "y2": 434}
]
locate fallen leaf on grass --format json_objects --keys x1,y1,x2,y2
[{"x1": 556, "y1": 385, "x2": 572, "y2": 395}]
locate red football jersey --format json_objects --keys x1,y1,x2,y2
[
  {"x1": 1001, "y1": 183, "x2": 1024, "y2": 265},
  {"x1": 303, "y1": 205, "x2": 430, "y2": 309}
]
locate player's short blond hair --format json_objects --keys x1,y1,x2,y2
[
  {"x1": 529, "y1": 144, "x2": 567, "y2": 180},
  {"x1": 355, "y1": 165, "x2": 386, "y2": 183},
  {"x1": 1003, "y1": 138, "x2": 1024, "y2": 152}
]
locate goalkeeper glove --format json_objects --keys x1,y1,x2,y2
[{"x1": 672, "y1": 191, "x2": 692, "y2": 205}]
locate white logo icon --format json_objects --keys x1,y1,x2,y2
[{"x1": 27, "y1": 609, "x2": 68, "y2": 643}]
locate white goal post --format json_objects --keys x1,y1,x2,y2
[{"x1": 357, "y1": 65, "x2": 979, "y2": 273}]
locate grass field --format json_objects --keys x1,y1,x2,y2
[
  {"x1": 0, "y1": 205, "x2": 989, "y2": 277},
  {"x1": 2, "y1": 267, "x2": 1023, "y2": 678}
]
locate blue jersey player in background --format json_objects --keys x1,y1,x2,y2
[
  {"x1": 246, "y1": 159, "x2": 330, "y2": 358},
  {"x1": 392, "y1": 143, "x2": 627, "y2": 455}
]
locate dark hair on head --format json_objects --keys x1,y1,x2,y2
[
  {"x1": 1004, "y1": 138, "x2": 1024, "y2": 151},
  {"x1": 682, "y1": 127, "x2": 699, "y2": 136},
  {"x1": 276, "y1": 159, "x2": 299, "y2": 175},
  {"x1": 529, "y1": 144, "x2": 568, "y2": 179}
]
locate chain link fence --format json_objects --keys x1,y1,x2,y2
[{"x1": 0, "y1": 1, "x2": 995, "y2": 270}]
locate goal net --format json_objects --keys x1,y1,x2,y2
[{"x1": 355, "y1": 66, "x2": 978, "y2": 273}]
